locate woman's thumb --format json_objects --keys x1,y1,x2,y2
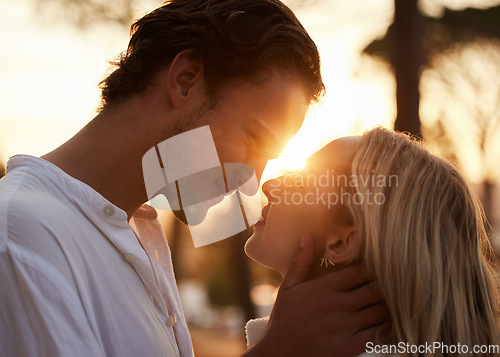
[{"x1": 280, "y1": 234, "x2": 315, "y2": 290}]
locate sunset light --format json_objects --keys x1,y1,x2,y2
[{"x1": 2, "y1": 1, "x2": 500, "y2": 357}]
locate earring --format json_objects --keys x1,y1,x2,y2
[{"x1": 319, "y1": 257, "x2": 335, "y2": 274}]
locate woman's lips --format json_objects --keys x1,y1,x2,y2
[
  {"x1": 255, "y1": 204, "x2": 271, "y2": 227},
  {"x1": 255, "y1": 215, "x2": 266, "y2": 226}
]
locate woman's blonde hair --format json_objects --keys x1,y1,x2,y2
[{"x1": 350, "y1": 127, "x2": 500, "y2": 356}]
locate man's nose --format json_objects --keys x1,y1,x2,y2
[{"x1": 252, "y1": 159, "x2": 268, "y2": 184}]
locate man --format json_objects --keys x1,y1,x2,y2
[{"x1": 0, "y1": 0, "x2": 388, "y2": 356}]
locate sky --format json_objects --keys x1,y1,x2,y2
[
  {"x1": 0, "y1": 0, "x2": 129, "y2": 162},
  {"x1": 0, "y1": 0, "x2": 394, "y2": 172},
  {"x1": 1, "y1": 0, "x2": 499, "y2": 182}
]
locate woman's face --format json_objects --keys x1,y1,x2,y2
[{"x1": 245, "y1": 137, "x2": 360, "y2": 275}]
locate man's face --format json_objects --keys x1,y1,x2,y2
[{"x1": 200, "y1": 68, "x2": 309, "y2": 182}]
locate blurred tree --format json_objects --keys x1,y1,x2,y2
[
  {"x1": 203, "y1": 229, "x2": 255, "y2": 322},
  {"x1": 421, "y1": 40, "x2": 500, "y2": 225},
  {"x1": 365, "y1": 5, "x2": 500, "y2": 63},
  {"x1": 364, "y1": 4, "x2": 500, "y2": 137},
  {"x1": 390, "y1": 0, "x2": 424, "y2": 137},
  {"x1": 420, "y1": 118, "x2": 459, "y2": 166},
  {"x1": 364, "y1": 3, "x2": 500, "y2": 229}
]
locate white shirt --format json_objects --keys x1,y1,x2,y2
[{"x1": 0, "y1": 155, "x2": 193, "y2": 357}]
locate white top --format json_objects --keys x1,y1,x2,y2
[{"x1": 0, "y1": 155, "x2": 194, "y2": 357}]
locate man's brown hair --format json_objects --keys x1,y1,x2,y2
[{"x1": 99, "y1": 0, "x2": 324, "y2": 107}]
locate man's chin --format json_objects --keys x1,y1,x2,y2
[{"x1": 171, "y1": 210, "x2": 188, "y2": 225}]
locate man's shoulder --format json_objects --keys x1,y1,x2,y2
[
  {"x1": 0, "y1": 166, "x2": 70, "y2": 216},
  {"x1": 0, "y1": 168, "x2": 82, "y2": 250}
]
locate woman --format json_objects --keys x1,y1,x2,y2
[{"x1": 245, "y1": 127, "x2": 500, "y2": 356}]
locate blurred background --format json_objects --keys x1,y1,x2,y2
[{"x1": 1, "y1": 0, "x2": 500, "y2": 355}]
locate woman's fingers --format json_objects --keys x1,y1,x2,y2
[
  {"x1": 351, "y1": 302, "x2": 390, "y2": 332},
  {"x1": 322, "y1": 263, "x2": 372, "y2": 291},
  {"x1": 350, "y1": 281, "x2": 385, "y2": 310}
]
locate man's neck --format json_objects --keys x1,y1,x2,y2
[{"x1": 42, "y1": 106, "x2": 152, "y2": 220}]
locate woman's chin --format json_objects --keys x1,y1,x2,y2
[
  {"x1": 244, "y1": 231, "x2": 260, "y2": 261},
  {"x1": 245, "y1": 231, "x2": 270, "y2": 265},
  {"x1": 245, "y1": 233, "x2": 285, "y2": 275}
]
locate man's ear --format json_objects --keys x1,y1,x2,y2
[
  {"x1": 166, "y1": 49, "x2": 205, "y2": 107},
  {"x1": 323, "y1": 226, "x2": 360, "y2": 265}
]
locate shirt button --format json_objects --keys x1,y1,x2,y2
[
  {"x1": 103, "y1": 205, "x2": 115, "y2": 217},
  {"x1": 125, "y1": 253, "x2": 137, "y2": 263},
  {"x1": 166, "y1": 314, "x2": 177, "y2": 327}
]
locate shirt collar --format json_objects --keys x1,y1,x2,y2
[{"x1": 6, "y1": 154, "x2": 129, "y2": 224}]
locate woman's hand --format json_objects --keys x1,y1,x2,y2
[{"x1": 242, "y1": 234, "x2": 389, "y2": 357}]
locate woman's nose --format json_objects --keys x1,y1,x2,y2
[{"x1": 262, "y1": 177, "x2": 283, "y2": 202}]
